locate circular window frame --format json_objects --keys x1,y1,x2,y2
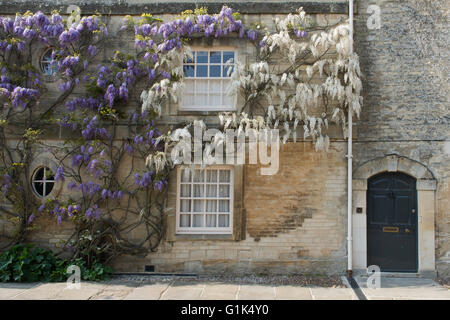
[
  {"x1": 31, "y1": 166, "x2": 56, "y2": 198},
  {"x1": 29, "y1": 154, "x2": 64, "y2": 200},
  {"x1": 39, "y1": 47, "x2": 58, "y2": 82}
]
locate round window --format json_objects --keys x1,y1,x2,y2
[
  {"x1": 40, "y1": 48, "x2": 57, "y2": 76},
  {"x1": 32, "y1": 167, "x2": 55, "y2": 197}
]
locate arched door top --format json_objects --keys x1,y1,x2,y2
[
  {"x1": 353, "y1": 155, "x2": 436, "y2": 192},
  {"x1": 369, "y1": 171, "x2": 416, "y2": 191},
  {"x1": 354, "y1": 154, "x2": 435, "y2": 181}
]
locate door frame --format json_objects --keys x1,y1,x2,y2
[{"x1": 352, "y1": 155, "x2": 436, "y2": 275}]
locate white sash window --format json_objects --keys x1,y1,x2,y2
[
  {"x1": 181, "y1": 49, "x2": 236, "y2": 111},
  {"x1": 176, "y1": 166, "x2": 233, "y2": 234}
]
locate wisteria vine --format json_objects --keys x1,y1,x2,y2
[{"x1": 0, "y1": 6, "x2": 362, "y2": 266}]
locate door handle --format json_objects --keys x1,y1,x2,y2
[{"x1": 412, "y1": 209, "x2": 416, "y2": 214}]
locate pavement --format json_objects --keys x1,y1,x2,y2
[
  {"x1": 0, "y1": 276, "x2": 448, "y2": 300},
  {"x1": 353, "y1": 275, "x2": 450, "y2": 300}
]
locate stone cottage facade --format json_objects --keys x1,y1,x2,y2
[{"x1": 0, "y1": 0, "x2": 448, "y2": 278}]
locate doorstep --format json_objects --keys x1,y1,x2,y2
[{"x1": 352, "y1": 269, "x2": 437, "y2": 279}]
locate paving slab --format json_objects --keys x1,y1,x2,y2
[
  {"x1": 0, "y1": 283, "x2": 40, "y2": 299},
  {"x1": 160, "y1": 281, "x2": 204, "y2": 300},
  {"x1": 237, "y1": 285, "x2": 276, "y2": 300},
  {"x1": 310, "y1": 288, "x2": 356, "y2": 300},
  {"x1": 275, "y1": 286, "x2": 312, "y2": 300},
  {"x1": 54, "y1": 282, "x2": 107, "y2": 300},
  {"x1": 124, "y1": 282, "x2": 171, "y2": 300},
  {"x1": 2, "y1": 276, "x2": 448, "y2": 300},
  {"x1": 89, "y1": 282, "x2": 140, "y2": 300},
  {"x1": 354, "y1": 276, "x2": 450, "y2": 300},
  {"x1": 12, "y1": 282, "x2": 68, "y2": 300},
  {"x1": 200, "y1": 283, "x2": 239, "y2": 300}
]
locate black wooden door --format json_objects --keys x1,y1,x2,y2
[{"x1": 367, "y1": 172, "x2": 418, "y2": 272}]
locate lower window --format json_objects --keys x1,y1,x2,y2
[{"x1": 176, "y1": 166, "x2": 233, "y2": 234}]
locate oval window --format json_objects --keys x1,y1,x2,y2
[
  {"x1": 40, "y1": 48, "x2": 57, "y2": 76},
  {"x1": 32, "y1": 166, "x2": 55, "y2": 197}
]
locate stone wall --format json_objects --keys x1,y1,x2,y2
[
  {"x1": 0, "y1": 2, "x2": 351, "y2": 275},
  {"x1": 354, "y1": 0, "x2": 449, "y2": 277},
  {"x1": 0, "y1": 0, "x2": 448, "y2": 277},
  {"x1": 112, "y1": 141, "x2": 348, "y2": 275}
]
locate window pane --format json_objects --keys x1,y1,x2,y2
[
  {"x1": 193, "y1": 184, "x2": 204, "y2": 197},
  {"x1": 183, "y1": 65, "x2": 195, "y2": 77},
  {"x1": 185, "y1": 80, "x2": 194, "y2": 92},
  {"x1": 193, "y1": 214, "x2": 204, "y2": 227},
  {"x1": 210, "y1": 80, "x2": 221, "y2": 93},
  {"x1": 209, "y1": 65, "x2": 221, "y2": 77},
  {"x1": 45, "y1": 169, "x2": 54, "y2": 180},
  {"x1": 207, "y1": 93, "x2": 219, "y2": 106},
  {"x1": 184, "y1": 94, "x2": 195, "y2": 106},
  {"x1": 218, "y1": 214, "x2": 229, "y2": 227},
  {"x1": 219, "y1": 200, "x2": 230, "y2": 212},
  {"x1": 180, "y1": 184, "x2": 191, "y2": 197},
  {"x1": 35, "y1": 168, "x2": 44, "y2": 180},
  {"x1": 210, "y1": 51, "x2": 221, "y2": 63},
  {"x1": 180, "y1": 199, "x2": 191, "y2": 212},
  {"x1": 206, "y1": 200, "x2": 217, "y2": 212},
  {"x1": 223, "y1": 51, "x2": 234, "y2": 64},
  {"x1": 206, "y1": 185, "x2": 217, "y2": 197},
  {"x1": 180, "y1": 214, "x2": 191, "y2": 227},
  {"x1": 41, "y1": 49, "x2": 56, "y2": 75},
  {"x1": 193, "y1": 199, "x2": 204, "y2": 212},
  {"x1": 223, "y1": 65, "x2": 234, "y2": 77},
  {"x1": 196, "y1": 93, "x2": 207, "y2": 106},
  {"x1": 185, "y1": 52, "x2": 195, "y2": 63},
  {"x1": 196, "y1": 65, "x2": 207, "y2": 77},
  {"x1": 46, "y1": 182, "x2": 54, "y2": 195},
  {"x1": 181, "y1": 169, "x2": 191, "y2": 182},
  {"x1": 196, "y1": 80, "x2": 208, "y2": 93},
  {"x1": 196, "y1": 51, "x2": 208, "y2": 63},
  {"x1": 219, "y1": 170, "x2": 230, "y2": 182},
  {"x1": 219, "y1": 184, "x2": 230, "y2": 197},
  {"x1": 206, "y1": 170, "x2": 217, "y2": 182},
  {"x1": 206, "y1": 214, "x2": 217, "y2": 227},
  {"x1": 193, "y1": 169, "x2": 204, "y2": 182},
  {"x1": 34, "y1": 181, "x2": 44, "y2": 196}
]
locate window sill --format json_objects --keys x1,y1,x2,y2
[
  {"x1": 172, "y1": 233, "x2": 235, "y2": 241},
  {"x1": 177, "y1": 108, "x2": 236, "y2": 115}
]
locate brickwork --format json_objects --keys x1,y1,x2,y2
[{"x1": 112, "y1": 141, "x2": 348, "y2": 275}]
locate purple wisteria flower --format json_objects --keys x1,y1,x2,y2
[
  {"x1": 85, "y1": 204, "x2": 102, "y2": 219},
  {"x1": 0, "y1": 173, "x2": 11, "y2": 195},
  {"x1": 134, "y1": 171, "x2": 154, "y2": 188},
  {"x1": 247, "y1": 29, "x2": 257, "y2": 41},
  {"x1": 294, "y1": 29, "x2": 307, "y2": 38},
  {"x1": 67, "y1": 204, "x2": 80, "y2": 217},
  {"x1": 55, "y1": 166, "x2": 65, "y2": 182},
  {"x1": 124, "y1": 143, "x2": 133, "y2": 154},
  {"x1": 67, "y1": 181, "x2": 77, "y2": 190}
]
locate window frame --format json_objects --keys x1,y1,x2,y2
[
  {"x1": 40, "y1": 47, "x2": 57, "y2": 77},
  {"x1": 180, "y1": 46, "x2": 237, "y2": 112},
  {"x1": 175, "y1": 165, "x2": 234, "y2": 235},
  {"x1": 31, "y1": 166, "x2": 55, "y2": 198}
]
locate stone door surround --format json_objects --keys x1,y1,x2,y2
[{"x1": 352, "y1": 154, "x2": 436, "y2": 274}]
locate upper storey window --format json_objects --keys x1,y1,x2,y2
[
  {"x1": 40, "y1": 48, "x2": 57, "y2": 76},
  {"x1": 181, "y1": 49, "x2": 235, "y2": 111}
]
